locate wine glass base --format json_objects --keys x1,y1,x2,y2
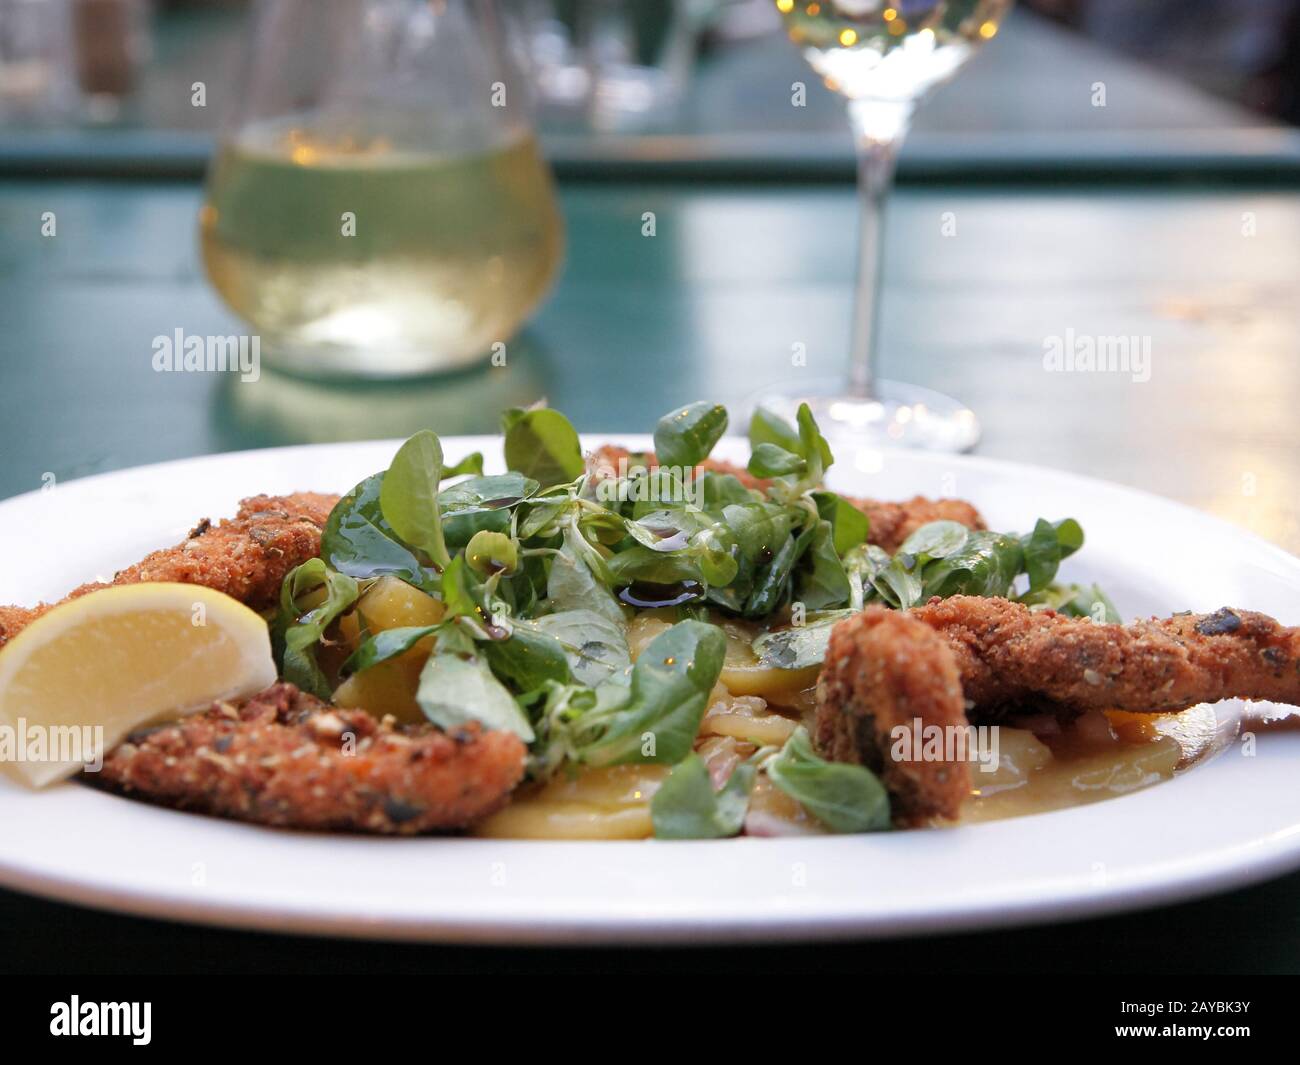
[{"x1": 745, "y1": 378, "x2": 980, "y2": 454}]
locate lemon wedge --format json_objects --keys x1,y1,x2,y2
[{"x1": 0, "y1": 583, "x2": 278, "y2": 787}]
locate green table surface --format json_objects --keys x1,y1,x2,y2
[
  {"x1": 4, "y1": 179, "x2": 1299, "y2": 552},
  {"x1": 2, "y1": 176, "x2": 1300, "y2": 972}
]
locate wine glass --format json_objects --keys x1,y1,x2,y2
[{"x1": 760, "y1": 0, "x2": 1013, "y2": 451}]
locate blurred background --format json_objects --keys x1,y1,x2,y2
[
  {"x1": 4, "y1": 0, "x2": 1300, "y2": 176},
  {"x1": 3, "y1": 0, "x2": 1300, "y2": 544}
]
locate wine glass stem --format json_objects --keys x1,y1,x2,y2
[{"x1": 846, "y1": 98, "x2": 914, "y2": 400}]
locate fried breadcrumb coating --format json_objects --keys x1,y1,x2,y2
[
  {"x1": 815, "y1": 607, "x2": 971, "y2": 824},
  {"x1": 910, "y1": 595, "x2": 1300, "y2": 720},
  {"x1": 848, "y1": 496, "x2": 987, "y2": 555},
  {"x1": 815, "y1": 596, "x2": 1300, "y2": 822},
  {"x1": 0, "y1": 492, "x2": 340, "y2": 647},
  {"x1": 93, "y1": 683, "x2": 526, "y2": 834}
]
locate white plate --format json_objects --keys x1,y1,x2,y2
[{"x1": 1, "y1": 436, "x2": 1299, "y2": 944}]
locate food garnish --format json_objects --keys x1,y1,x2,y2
[{"x1": 0, "y1": 584, "x2": 277, "y2": 786}]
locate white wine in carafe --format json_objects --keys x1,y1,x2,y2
[{"x1": 200, "y1": 123, "x2": 564, "y2": 376}]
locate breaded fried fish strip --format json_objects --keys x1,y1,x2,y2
[
  {"x1": 815, "y1": 607, "x2": 971, "y2": 824},
  {"x1": 848, "y1": 496, "x2": 987, "y2": 555},
  {"x1": 911, "y1": 595, "x2": 1300, "y2": 719},
  {"x1": 94, "y1": 683, "x2": 526, "y2": 834},
  {"x1": 814, "y1": 596, "x2": 1300, "y2": 822},
  {"x1": 0, "y1": 492, "x2": 340, "y2": 647},
  {"x1": 587, "y1": 444, "x2": 772, "y2": 491},
  {"x1": 586, "y1": 445, "x2": 985, "y2": 552}
]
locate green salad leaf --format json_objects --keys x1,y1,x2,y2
[
  {"x1": 440, "y1": 473, "x2": 537, "y2": 549},
  {"x1": 502, "y1": 407, "x2": 584, "y2": 488},
  {"x1": 546, "y1": 528, "x2": 627, "y2": 627},
  {"x1": 442, "y1": 452, "x2": 485, "y2": 480},
  {"x1": 651, "y1": 753, "x2": 756, "y2": 840},
  {"x1": 752, "y1": 610, "x2": 854, "y2": 669},
  {"x1": 897, "y1": 519, "x2": 970, "y2": 561},
  {"x1": 653, "y1": 401, "x2": 728, "y2": 469},
  {"x1": 484, "y1": 626, "x2": 572, "y2": 693},
  {"x1": 379, "y1": 429, "x2": 451, "y2": 570},
  {"x1": 605, "y1": 546, "x2": 707, "y2": 591},
  {"x1": 919, "y1": 530, "x2": 1029, "y2": 599},
  {"x1": 795, "y1": 520, "x2": 852, "y2": 611},
  {"x1": 528, "y1": 610, "x2": 631, "y2": 687},
  {"x1": 766, "y1": 727, "x2": 890, "y2": 833},
  {"x1": 416, "y1": 632, "x2": 535, "y2": 742},
  {"x1": 341, "y1": 624, "x2": 440, "y2": 678},
  {"x1": 746, "y1": 404, "x2": 832, "y2": 490},
  {"x1": 575, "y1": 620, "x2": 725, "y2": 767},
  {"x1": 438, "y1": 555, "x2": 506, "y2": 640},
  {"x1": 697, "y1": 470, "x2": 757, "y2": 509},
  {"x1": 748, "y1": 407, "x2": 804, "y2": 455},
  {"x1": 871, "y1": 552, "x2": 926, "y2": 609},
  {"x1": 465, "y1": 530, "x2": 518, "y2": 576},
  {"x1": 321, "y1": 473, "x2": 438, "y2": 593},
  {"x1": 272, "y1": 559, "x2": 358, "y2": 699},
  {"x1": 812, "y1": 490, "x2": 870, "y2": 555},
  {"x1": 748, "y1": 442, "x2": 806, "y2": 479},
  {"x1": 1019, "y1": 581, "x2": 1120, "y2": 622},
  {"x1": 744, "y1": 518, "x2": 817, "y2": 618},
  {"x1": 1019, "y1": 517, "x2": 1085, "y2": 593},
  {"x1": 796, "y1": 403, "x2": 834, "y2": 483}
]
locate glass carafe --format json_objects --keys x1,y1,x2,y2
[{"x1": 200, "y1": 0, "x2": 565, "y2": 378}]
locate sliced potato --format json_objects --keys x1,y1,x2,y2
[
  {"x1": 696, "y1": 734, "x2": 755, "y2": 786},
  {"x1": 337, "y1": 575, "x2": 445, "y2": 650},
  {"x1": 473, "y1": 764, "x2": 671, "y2": 839},
  {"x1": 701, "y1": 687, "x2": 798, "y2": 747},
  {"x1": 719, "y1": 662, "x2": 820, "y2": 705},
  {"x1": 333, "y1": 577, "x2": 445, "y2": 724},
  {"x1": 629, "y1": 610, "x2": 821, "y2": 705},
  {"x1": 625, "y1": 609, "x2": 675, "y2": 661},
  {"x1": 744, "y1": 777, "x2": 828, "y2": 837},
  {"x1": 333, "y1": 656, "x2": 426, "y2": 724},
  {"x1": 716, "y1": 619, "x2": 821, "y2": 705},
  {"x1": 970, "y1": 727, "x2": 1053, "y2": 797}
]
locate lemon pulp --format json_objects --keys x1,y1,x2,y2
[{"x1": 0, "y1": 583, "x2": 277, "y2": 786}]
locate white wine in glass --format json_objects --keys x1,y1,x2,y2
[{"x1": 761, "y1": 0, "x2": 1013, "y2": 451}]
